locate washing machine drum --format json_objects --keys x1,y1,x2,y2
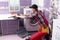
[{"x1": 29, "y1": 17, "x2": 38, "y2": 26}]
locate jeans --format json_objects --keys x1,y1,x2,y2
[{"x1": 30, "y1": 30, "x2": 47, "y2": 40}]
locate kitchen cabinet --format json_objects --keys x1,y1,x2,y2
[
  {"x1": 0, "y1": 19, "x2": 19, "y2": 35},
  {"x1": 0, "y1": 21, "x2": 2, "y2": 35}
]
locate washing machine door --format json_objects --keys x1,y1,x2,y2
[
  {"x1": 24, "y1": 17, "x2": 39, "y2": 31},
  {"x1": 29, "y1": 17, "x2": 38, "y2": 26}
]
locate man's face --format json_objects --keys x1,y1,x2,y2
[{"x1": 32, "y1": 8, "x2": 36, "y2": 13}]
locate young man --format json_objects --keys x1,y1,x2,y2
[{"x1": 25, "y1": 4, "x2": 49, "y2": 40}]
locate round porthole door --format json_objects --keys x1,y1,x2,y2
[{"x1": 28, "y1": 17, "x2": 38, "y2": 26}]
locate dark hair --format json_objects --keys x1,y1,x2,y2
[{"x1": 30, "y1": 4, "x2": 38, "y2": 11}]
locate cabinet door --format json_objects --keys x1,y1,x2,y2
[
  {"x1": 7, "y1": 20, "x2": 18, "y2": 34},
  {"x1": 1, "y1": 20, "x2": 18, "y2": 35},
  {"x1": 1, "y1": 20, "x2": 8, "y2": 35}
]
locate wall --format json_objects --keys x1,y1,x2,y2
[
  {"x1": 44, "y1": 0, "x2": 50, "y2": 21},
  {"x1": 0, "y1": 2, "x2": 9, "y2": 14}
]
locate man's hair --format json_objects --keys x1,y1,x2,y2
[{"x1": 30, "y1": 4, "x2": 38, "y2": 11}]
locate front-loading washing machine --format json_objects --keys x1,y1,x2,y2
[{"x1": 24, "y1": 8, "x2": 42, "y2": 31}]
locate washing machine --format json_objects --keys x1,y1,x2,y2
[{"x1": 24, "y1": 8, "x2": 42, "y2": 31}]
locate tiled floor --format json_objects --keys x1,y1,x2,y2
[
  {"x1": 0, "y1": 34, "x2": 49, "y2": 40},
  {"x1": 0, "y1": 35, "x2": 25, "y2": 40}
]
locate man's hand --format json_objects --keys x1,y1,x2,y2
[{"x1": 16, "y1": 15, "x2": 26, "y2": 19}]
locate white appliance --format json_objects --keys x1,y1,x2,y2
[{"x1": 24, "y1": 8, "x2": 39, "y2": 31}]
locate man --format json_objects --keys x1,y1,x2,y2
[{"x1": 25, "y1": 4, "x2": 49, "y2": 40}]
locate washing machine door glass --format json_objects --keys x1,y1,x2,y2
[{"x1": 29, "y1": 17, "x2": 38, "y2": 26}]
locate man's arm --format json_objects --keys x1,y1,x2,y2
[{"x1": 15, "y1": 14, "x2": 30, "y2": 19}]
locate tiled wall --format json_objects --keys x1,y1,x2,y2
[
  {"x1": 44, "y1": 0, "x2": 50, "y2": 21},
  {"x1": 0, "y1": 2, "x2": 9, "y2": 14},
  {"x1": 0, "y1": 2, "x2": 8, "y2": 6}
]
